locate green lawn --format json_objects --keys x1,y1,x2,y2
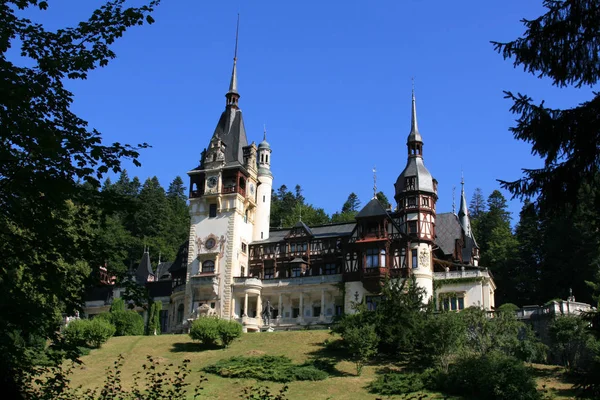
[{"x1": 67, "y1": 331, "x2": 576, "y2": 399}]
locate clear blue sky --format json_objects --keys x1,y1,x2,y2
[{"x1": 19, "y1": 1, "x2": 595, "y2": 223}]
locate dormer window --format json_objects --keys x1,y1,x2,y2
[
  {"x1": 422, "y1": 197, "x2": 430, "y2": 207},
  {"x1": 405, "y1": 177, "x2": 416, "y2": 191}
]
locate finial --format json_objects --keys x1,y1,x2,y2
[
  {"x1": 263, "y1": 124, "x2": 267, "y2": 141},
  {"x1": 234, "y1": 13, "x2": 240, "y2": 61},
  {"x1": 372, "y1": 166, "x2": 377, "y2": 199},
  {"x1": 461, "y1": 168, "x2": 464, "y2": 187},
  {"x1": 409, "y1": 78, "x2": 420, "y2": 139},
  {"x1": 452, "y1": 186, "x2": 456, "y2": 214},
  {"x1": 299, "y1": 205, "x2": 302, "y2": 222}
]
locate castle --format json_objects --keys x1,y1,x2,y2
[{"x1": 83, "y1": 28, "x2": 496, "y2": 333}]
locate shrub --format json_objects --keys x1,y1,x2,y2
[
  {"x1": 110, "y1": 298, "x2": 126, "y2": 313},
  {"x1": 110, "y1": 310, "x2": 144, "y2": 336},
  {"x1": 86, "y1": 318, "x2": 116, "y2": 348},
  {"x1": 204, "y1": 355, "x2": 328, "y2": 383},
  {"x1": 217, "y1": 319, "x2": 243, "y2": 347},
  {"x1": 146, "y1": 301, "x2": 162, "y2": 335},
  {"x1": 63, "y1": 319, "x2": 115, "y2": 349},
  {"x1": 368, "y1": 372, "x2": 426, "y2": 395},
  {"x1": 439, "y1": 352, "x2": 541, "y2": 400},
  {"x1": 343, "y1": 324, "x2": 378, "y2": 375},
  {"x1": 63, "y1": 319, "x2": 88, "y2": 347},
  {"x1": 189, "y1": 317, "x2": 220, "y2": 346}
]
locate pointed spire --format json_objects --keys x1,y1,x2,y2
[
  {"x1": 263, "y1": 124, "x2": 267, "y2": 141},
  {"x1": 410, "y1": 78, "x2": 420, "y2": 140},
  {"x1": 372, "y1": 166, "x2": 377, "y2": 199},
  {"x1": 458, "y1": 174, "x2": 471, "y2": 237},
  {"x1": 226, "y1": 14, "x2": 241, "y2": 107}
]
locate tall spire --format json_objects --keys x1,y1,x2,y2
[
  {"x1": 226, "y1": 14, "x2": 240, "y2": 106},
  {"x1": 410, "y1": 78, "x2": 420, "y2": 140},
  {"x1": 372, "y1": 166, "x2": 377, "y2": 199},
  {"x1": 458, "y1": 174, "x2": 471, "y2": 237}
]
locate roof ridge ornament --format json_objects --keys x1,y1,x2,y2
[
  {"x1": 226, "y1": 14, "x2": 240, "y2": 102},
  {"x1": 372, "y1": 166, "x2": 377, "y2": 199}
]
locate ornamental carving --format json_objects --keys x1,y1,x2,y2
[{"x1": 419, "y1": 249, "x2": 430, "y2": 269}]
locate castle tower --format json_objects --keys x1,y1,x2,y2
[
  {"x1": 394, "y1": 89, "x2": 437, "y2": 302},
  {"x1": 253, "y1": 127, "x2": 273, "y2": 241},
  {"x1": 185, "y1": 16, "x2": 258, "y2": 321},
  {"x1": 458, "y1": 177, "x2": 480, "y2": 266}
]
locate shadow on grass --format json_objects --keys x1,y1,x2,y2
[
  {"x1": 305, "y1": 338, "x2": 354, "y2": 377},
  {"x1": 170, "y1": 342, "x2": 222, "y2": 353}
]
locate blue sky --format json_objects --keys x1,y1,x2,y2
[{"x1": 19, "y1": 1, "x2": 595, "y2": 223}]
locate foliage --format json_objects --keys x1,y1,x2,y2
[
  {"x1": 331, "y1": 193, "x2": 360, "y2": 223},
  {"x1": 368, "y1": 372, "x2": 426, "y2": 396},
  {"x1": 493, "y1": 0, "x2": 600, "y2": 212},
  {"x1": 0, "y1": 0, "x2": 161, "y2": 394},
  {"x1": 217, "y1": 319, "x2": 243, "y2": 348},
  {"x1": 110, "y1": 298, "x2": 126, "y2": 313},
  {"x1": 106, "y1": 310, "x2": 145, "y2": 336},
  {"x1": 342, "y1": 324, "x2": 379, "y2": 376},
  {"x1": 269, "y1": 185, "x2": 330, "y2": 227},
  {"x1": 438, "y1": 352, "x2": 541, "y2": 400},
  {"x1": 375, "y1": 191, "x2": 391, "y2": 209},
  {"x1": 189, "y1": 317, "x2": 220, "y2": 347},
  {"x1": 146, "y1": 301, "x2": 161, "y2": 336},
  {"x1": 548, "y1": 316, "x2": 593, "y2": 372},
  {"x1": 204, "y1": 355, "x2": 328, "y2": 383},
  {"x1": 22, "y1": 354, "x2": 206, "y2": 399},
  {"x1": 420, "y1": 311, "x2": 466, "y2": 372},
  {"x1": 63, "y1": 319, "x2": 115, "y2": 349},
  {"x1": 241, "y1": 384, "x2": 289, "y2": 400}
]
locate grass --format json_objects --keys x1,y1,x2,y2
[{"x1": 66, "y1": 331, "x2": 577, "y2": 399}]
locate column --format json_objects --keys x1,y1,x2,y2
[
  {"x1": 299, "y1": 292, "x2": 304, "y2": 323},
  {"x1": 231, "y1": 296, "x2": 236, "y2": 319},
  {"x1": 278, "y1": 293, "x2": 282, "y2": 321},
  {"x1": 320, "y1": 289, "x2": 325, "y2": 321},
  {"x1": 257, "y1": 295, "x2": 262, "y2": 325},
  {"x1": 243, "y1": 292, "x2": 248, "y2": 317}
]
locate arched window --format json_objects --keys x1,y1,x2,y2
[
  {"x1": 202, "y1": 260, "x2": 215, "y2": 273},
  {"x1": 380, "y1": 248, "x2": 386, "y2": 268},
  {"x1": 266, "y1": 154, "x2": 269, "y2": 163},
  {"x1": 177, "y1": 304, "x2": 184, "y2": 323}
]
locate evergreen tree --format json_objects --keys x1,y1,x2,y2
[
  {"x1": 469, "y1": 188, "x2": 487, "y2": 240},
  {"x1": 270, "y1": 184, "x2": 330, "y2": 227},
  {"x1": 332, "y1": 193, "x2": 361, "y2": 223},
  {"x1": 376, "y1": 191, "x2": 391, "y2": 210},
  {"x1": 0, "y1": 1, "x2": 159, "y2": 394},
  {"x1": 493, "y1": 1, "x2": 600, "y2": 212}
]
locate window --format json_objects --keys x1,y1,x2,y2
[
  {"x1": 335, "y1": 305, "x2": 343, "y2": 316},
  {"x1": 266, "y1": 154, "x2": 269, "y2": 163},
  {"x1": 442, "y1": 296, "x2": 465, "y2": 311},
  {"x1": 241, "y1": 242, "x2": 247, "y2": 253},
  {"x1": 324, "y1": 263, "x2": 337, "y2": 275},
  {"x1": 408, "y1": 197, "x2": 416, "y2": 207},
  {"x1": 177, "y1": 304, "x2": 184, "y2": 324},
  {"x1": 202, "y1": 260, "x2": 215, "y2": 273},
  {"x1": 263, "y1": 195, "x2": 265, "y2": 202},
  {"x1": 264, "y1": 261, "x2": 274, "y2": 279},
  {"x1": 313, "y1": 306, "x2": 321, "y2": 317},
  {"x1": 408, "y1": 221, "x2": 417, "y2": 234},
  {"x1": 240, "y1": 266, "x2": 245, "y2": 277},
  {"x1": 366, "y1": 248, "x2": 379, "y2": 268},
  {"x1": 366, "y1": 296, "x2": 382, "y2": 311},
  {"x1": 380, "y1": 249, "x2": 386, "y2": 267},
  {"x1": 209, "y1": 203, "x2": 217, "y2": 218},
  {"x1": 292, "y1": 308, "x2": 300, "y2": 318},
  {"x1": 291, "y1": 266, "x2": 302, "y2": 277},
  {"x1": 244, "y1": 210, "x2": 248, "y2": 223},
  {"x1": 405, "y1": 177, "x2": 416, "y2": 191},
  {"x1": 411, "y1": 249, "x2": 418, "y2": 269},
  {"x1": 422, "y1": 196, "x2": 430, "y2": 207}
]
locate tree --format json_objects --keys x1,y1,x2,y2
[
  {"x1": 376, "y1": 191, "x2": 391, "y2": 210},
  {"x1": 469, "y1": 188, "x2": 486, "y2": 220},
  {"x1": 146, "y1": 301, "x2": 161, "y2": 335},
  {"x1": 0, "y1": 0, "x2": 159, "y2": 394},
  {"x1": 343, "y1": 324, "x2": 379, "y2": 376},
  {"x1": 270, "y1": 184, "x2": 330, "y2": 227},
  {"x1": 492, "y1": 1, "x2": 600, "y2": 213},
  {"x1": 331, "y1": 192, "x2": 361, "y2": 223}
]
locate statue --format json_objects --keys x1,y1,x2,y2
[{"x1": 261, "y1": 300, "x2": 274, "y2": 326}]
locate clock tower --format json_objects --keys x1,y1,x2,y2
[{"x1": 185, "y1": 17, "x2": 260, "y2": 320}]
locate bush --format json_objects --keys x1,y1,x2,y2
[
  {"x1": 343, "y1": 324, "x2": 378, "y2": 375},
  {"x1": 438, "y1": 352, "x2": 541, "y2": 400},
  {"x1": 189, "y1": 317, "x2": 220, "y2": 346},
  {"x1": 86, "y1": 318, "x2": 116, "y2": 348},
  {"x1": 110, "y1": 310, "x2": 144, "y2": 336},
  {"x1": 368, "y1": 372, "x2": 426, "y2": 395},
  {"x1": 217, "y1": 319, "x2": 243, "y2": 347},
  {"x1": 204, "y1": 355, "x2": 328, "y2": 383},
  {"x1": 63, "y1": 318, "x2": 115, "y2": 349},
  {"x1": 63, "y1": 319, "x2": 88, "y2": 347}
]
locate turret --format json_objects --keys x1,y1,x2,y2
[
  {"x1": 393, "y1": 88, "x2": 436, "y2": 301},
  {"x1": 253, "y1": 127, "x2": 273, "y2": 241}
]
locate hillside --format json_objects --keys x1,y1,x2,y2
[{"x1": 67, "y1": 331, "x2": 575, "y2": 400}]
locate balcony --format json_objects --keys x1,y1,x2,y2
[
  {"x1": 221, "y1": 185, "x2": 245, "y2": 197},
  {"x1": 261, "y1": 274, "x2": 342, "y2": 288},
  {"x1": 433, "y1": 269, "x2": 489, "y2": 280},
  {"x1": 233, "y1": 277, "x2": 263, "y2": 290}
]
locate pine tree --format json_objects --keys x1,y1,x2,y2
[
  {"x1": 493, "y1": 1, "x2": 600, "y2": 212},
  {"x1": 376, "y1": 191, "x2": 391, "y2": 210},
  {"x1": 332, "y1": 193, "x2": 361, "y2": 223}
]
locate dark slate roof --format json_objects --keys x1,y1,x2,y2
[
  {"x1": 250, "y1": 222, "x2": 356, "y2": 245},
  {"x1": 435, "y1": 213, "x2": 462, "y2": 256},
  {"x1": 147, "y1": 280, "x2": 173, "y2": 298},
  {"x1": 155, "y1": 262, "x2": 173, "y2": 280},
  {"x1": 84, "y1": 285, "x2": 114, "y2": 302},
  {"x1": 293, "y1": 220, "x2": 313, "y2": 236},
  {"x1": 356, "y1": 197, "x2": 389, "y2": 218},
  {"x1": 169, "y1": 241, "x2": 189, "y2": 273},
  {"x1": 462, "y1": 235, "x2": 477, "y2": 265},
  {"x1": 211, "y1": 107, "x2": 248, "y2": 167},
  {"x1": 136, "y1": 251, "x2": 153, "y2": 284},
  {"x1": 395, "y1": 157, "x2": 435, "y2": 194}
]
